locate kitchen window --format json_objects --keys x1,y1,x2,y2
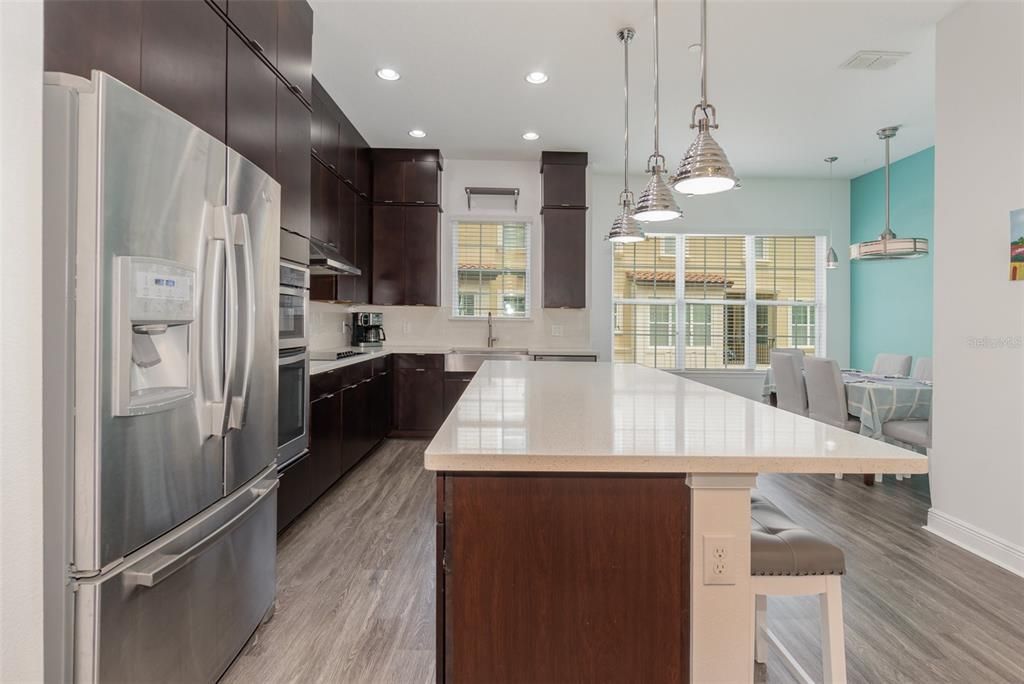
[
  {"x1": 452, "y1": 220, "x2": 530, "y2": 319},
  {"x1": 612, "y1": 235, "x2": 825, "y2": 369}
]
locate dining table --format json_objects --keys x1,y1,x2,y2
[{"x1": 762, "y1": 368, "x2": 933, "y2": 439}]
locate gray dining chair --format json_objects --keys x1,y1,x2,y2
[
  {"x1": 880, "y1": 418, "x2": 931, "y2": 483},
  {"x1": 770, "y1": 351, "x2": 807, "y2": 416},
  {"x1": 773, "y1": 347, "x2": 806, "y2": 371},
  {"x1": 911, "y1": 357, "x2": 933, "y2": 382},
  {"x1": 871, "y1": 353, "x2": 912, "y2": 376},
  {"x1": 805, "y1": 357, "x2": 861, "y2": 432}
]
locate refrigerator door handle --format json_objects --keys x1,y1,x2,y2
[
  {"x1": 123, "y1": 479, "x2": 278, "y2": 588},
  {"x1": 228, "y1": 212, "x2": 256, "y2": 431},
  {"x1": 202, "y1": 205, "x2": 237, "y2": 438}
]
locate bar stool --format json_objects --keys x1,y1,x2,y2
[{"x1": 751, "y1": 493, "x2": 848, "y2": 684}]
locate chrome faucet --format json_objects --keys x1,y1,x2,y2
[{"x1": 487, "y1": 311, "x2": 498, "y2": 348}]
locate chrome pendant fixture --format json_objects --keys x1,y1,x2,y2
[
  {"x1": 825, "y1": 156, "x2": 839, "y2": 269},
  {"x1": 671, "y1": 0, "x2": 737, "y2": 195},
  {"x1": 607, "y1": 27, "x2": 645, "y2": 243},
  {"x1": 850, "y1": 126, "x2": 929, "y2": 260},
  {"x1": 633, "y1": 0, "x2": 681, "y2": 222}
]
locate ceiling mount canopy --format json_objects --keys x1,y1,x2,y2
[
  {"x1": 633, "y1": 0, "x2": 681, "y2": 223},
  {"x1": 850, "y1": 126, "x2": 929, "y2": 260},
  {"x1": 671, "y1": 0, "x2": 738, "y2": 196},
  {"x1": 607, "y1": 27, "x2": 646, "y2": 243}
]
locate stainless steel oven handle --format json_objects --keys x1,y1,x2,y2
[
  {"x1": 278, "y1": 351, "x2": 307, "y2": 366},
  {"x1": 124, "y1": 479, "x2": 279, "y2": 588},
  {"x1": 279, "y1": 285, "x2": 306, "y2": 298}
]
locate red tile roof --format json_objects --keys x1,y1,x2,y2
[{"x1": 627, "y1": 270, "x2": 732, "y2": 286}]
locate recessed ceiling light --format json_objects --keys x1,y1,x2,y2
[
  {"x1": 522, "y1": 131, "x2": 540, "y2": 141},
  {"x1": 408, "y1": 129, "x2": 426, "y2": 138},
  {"x1": 525, "y1": 71, "x2": 549, "y2": 85},
  {"x1": 376, "y1": 67, "x2": 401, "y2": 81}
]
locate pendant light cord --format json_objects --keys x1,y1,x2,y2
[
  {"x1": 624, "y1": 30, "x2": 630, "y2": 193},
  {"x1": 884, "y1": 135, "x2": 891, "y2": 235},
  {"x1": 699, "y1": 0, "x2": 708, "y2": 109},
  {"x1": 652, "y1": 0, "x2": 661, "y2": 165},
  {"x1": 827, "y1": 157, "x2": 835, "y2": 246}
]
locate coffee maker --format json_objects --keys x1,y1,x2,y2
[{"x1": 352, "y1": 312, "x2": 385, "y2": 348}]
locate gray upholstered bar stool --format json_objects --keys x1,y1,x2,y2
[{"x1": 752, "y1": 493, "x2": 847, "y2": 683}]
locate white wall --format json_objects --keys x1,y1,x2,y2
[
  {"x1": 928, "y1": 0, "x2": 1024, "y2": 574},
  {"x1": 589, "y1": 172, "x2": 851, "y2": 395},
  {"x1": 0, "y1": 1, "x2": 45, "y2": 681},
  {"x1": 312, "y1": 158, "x2": 592, "y2": 351}
]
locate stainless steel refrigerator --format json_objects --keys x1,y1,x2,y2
[{"x1": 43, "y1": 71, "x2": 280, "y2": 683}]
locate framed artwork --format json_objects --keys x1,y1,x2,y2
[{"x1": 1012, "y1": 209, "x2": 1024, "y2": 281}]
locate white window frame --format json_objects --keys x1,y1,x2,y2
[
  {"x1": 611, "y1": 234, "x2": 828, "y2": 370},
  {"x1": 450, "y1": 218, "x2": 532, "y2": 320}
]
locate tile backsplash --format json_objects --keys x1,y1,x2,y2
[{"x1": 309, "y1": 302, "x2": 591, "y2": 351}]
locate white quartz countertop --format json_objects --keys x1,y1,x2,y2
[
  {"x1": 424, "y1": 361, "x2": 929, "y2": 475},
  {"x1": 309, "y1": 346, "x2": 598, "y2": 375}
]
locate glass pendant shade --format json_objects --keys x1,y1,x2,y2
[
  {"x1": 608, "y1": 194, "x2": 646, "y2": 243},
  {"x1": 634, "y1": 163, "x2": 680, "y2": 222},
  {"x1": 671, "y1": 119, "x2": 737, "y2": 195},
  {"x1": 826, "y1": 246, "x2": 839, "y2": 269}
]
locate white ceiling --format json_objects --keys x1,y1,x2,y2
[{"x1": 311, "y1": 0, "x2": 961, "y2": 179}]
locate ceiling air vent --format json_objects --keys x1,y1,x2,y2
[{"x1": 840, "y1": 50, "x2": 910, "y2": 70}]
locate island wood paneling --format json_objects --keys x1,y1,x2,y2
[{"x1": 439, "y1": 473, "x2": 690, "y2": 684}]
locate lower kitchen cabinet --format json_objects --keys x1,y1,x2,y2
[
  {"x1": 277, "y1": 450, "x2": 313, "y2": 532},
  {"x1": 444, "y1": 372, "x2": 475, "y2": 418},
  {"x1": 309, "y1": 389, "x2": 343, "y2": 501},
  {"x1": 393, "y1": 359, "x2": 445, "y2": 436}
]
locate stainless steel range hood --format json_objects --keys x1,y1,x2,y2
[{"x1": 309, "y1": 237, "x2": 361, "y2": 276}]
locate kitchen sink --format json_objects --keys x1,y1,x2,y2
[{"x1": 445, "y1": 348, "x2": 531, "y2": 372}]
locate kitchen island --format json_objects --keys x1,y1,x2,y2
[{"x1": 425, "y1": 361, "x2": 927, "y2": 683}]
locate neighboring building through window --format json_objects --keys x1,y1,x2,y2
[
  {"x1": 612, "y1": 235, "x2": 824, "y2": 369},
  {"x1": 452, "y1": 221, "x2": 530, "y2": 319}
]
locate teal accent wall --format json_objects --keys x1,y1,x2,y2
[{"x1": 849, "y1": 146, "x2": 934, "y2": 371}]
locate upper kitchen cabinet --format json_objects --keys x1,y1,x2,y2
[
  {"x1": 276, "y1": 0, "x2": 313, "y2": 103},
  {"x1": 542, "y1": 208, "x2": 587, "y2": 309},
  {"x1": 371, "y1": 205, "x2": 439, "y2": 306},
  {"x1": 336, "y1": 113, "x2": 360, "y2": 188},
  {"x1": 227, "y1": 30, "x2": 277, "y2": 176},
  {"x1": 226, "y1": 0, "x2": 277, "y2": 66},
  {"x1": 371, "y1": 149, "x2": 444, "y2": 205},
  {"x1": 541, "y1": 151, "x2": 588, "y2": 209},
  {"x1": 140, "y1": 0, "x2": 227, "y2": 142},
  {"x1": 352, "y1": 197, "x2": 373, "y2": 303},
  {"x1": 44, "y1": 0, "x2": 143, "y2": 90},
  {"x1": 355, "y1": 135, "x2": 372, "y2": 197},
  {"x1": 276, "y1": 81, "x2": 311, "y2": 237}
]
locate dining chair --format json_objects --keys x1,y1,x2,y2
[
  {"x1": 911, "y1": 357, "x2": 933, "y2": 382},
  {"x1": 773, "y1": 347, "x2": 806, "y2": 371},
  {"x1": 871, "y1": 353, "x2": 912, "y2": 376},
  {"x1": 805, "y1": 357, "x2": 861, "y2": 432},
  {"x1": 770, "y1": 352, "x2": 807, "y2": 416}
]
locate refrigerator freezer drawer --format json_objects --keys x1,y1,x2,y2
[{"x1": 73, "y1": 467, "x2": 277, "y2": 683}]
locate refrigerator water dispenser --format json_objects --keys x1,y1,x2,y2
[{"x1": 112, "y1": 256, "x2": 196, "y2": 416}]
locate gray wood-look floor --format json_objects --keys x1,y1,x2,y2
[{"x1": 222, "y1": 440, "x2": 1024, "y2": 684}]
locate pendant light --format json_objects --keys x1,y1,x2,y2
[
  {"x1": 671, "y1": 0, "x2": 738, "y2": 195},
  {"x1": 633, "y1": 0, "x2": 681, "y2": 222},
  {"x1": 850, "y1": 126, "x2": 929, "y2": 260},
  {"x1": 607, "y1": 27, "x2": 646, "y2": 243},
  {"x1": 825, "y1": 156, "x2": 839, "y2": 269}
]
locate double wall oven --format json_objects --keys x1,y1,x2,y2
[{"x1": 278, "y1": 261, "x2": 309, "y2": 466}]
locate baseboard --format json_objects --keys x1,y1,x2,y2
[{"x1": 925, "y1": 508, "x2": 1024, "y2": 578}]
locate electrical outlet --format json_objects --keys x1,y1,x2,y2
[
  {"x1": 551, "y1": 325, "x2": 563, "y2": 337},
  {"x1": 703, "y1": 534, "x2": 736, "y2": 585}
]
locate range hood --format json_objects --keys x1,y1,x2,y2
[{"x1": 309, "y1": 237, "x2": 361, "y2": 276}]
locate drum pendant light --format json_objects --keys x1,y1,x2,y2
[
  {"x1": 607, "y1": 27, "x2": 646, "y2": 243},
  {"x1": 825, "y1": 156, "x2": 839, "y2": 269},
  {"x1": 671, "y1": 0, "x2": 738, "y2": 195},
  {"x1": 633, "y1": 0, "x2": 681, "y2": 222},
  {"x1": 849, "y1": 126, "x2": 929, "y2": 260}
]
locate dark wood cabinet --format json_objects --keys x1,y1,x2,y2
[
  {"x1": 140, "y1": 0, "x2": 227, "y2": 142},
  {"x1": 340, "y1": 381, "x2": 366, "y2": 475},
  {"x1": 444, "y1": 372, "x2": 475, "y2": 417},
  {"x1": 395, "y1": 368, "x2": 444, "y2": 434},
  {"x1": 542, "y1": 208, "x2": 587, "y2": 309},
  {"x1": 227, "y1": 0, "x2": 277, "y2": 66},
  {"x1": 372, "y1": 205, "x2": 405, "y2": 305},
  {"x1": 310, "y1": 79, "x2": 329, "y2": 161},
  {"x1": 404, "y1": 206, "x2": 440, "y2": 305},
  {"x1": 352, "y1": 197, "x2": 372, "y2": 303},
  {"x1": 310, "y1": 159, "x2": 339, "y2": 246},
  {"x1": 355, "y1": 137, "x2": 372, "y2": 197},
  {"x1": 541, "y1": 151, "x2": 588, "y2": 208},
  {"x1": 371, "y1": 149, "x2": 443, "y2": 205},
  {"x1": 226, "y1": 30, "x2": 277, "y2": 176},
  {"x1": 336, "y1": 113, "x2": 359, "y2": 186},
  {"x1": 277, "y1": 450, "x2": 312, "y2": 532},
  {"x1": 309, "y1": 390, "x2": 342, "y2": 501},
  {"x1": 370, "y1": 369, "x2": 393, "y2": 440},
  {"x1": 338, "y1": 184, "x2": 357, "y2": 263},
  {"x1": 276, "y1": 82, "x2": 311, "y2": 237},
  {"x1": 276, "y1": 0, "x2": 313, "y2": 103},
  {"x1": 44, "y1": 0, "x2": 142, "y2": 90}
]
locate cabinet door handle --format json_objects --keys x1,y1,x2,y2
[
  {"x1": 329, "y1": 164, "x2": 337, "y2": 172},
  {"x1": 289, "y1": 84, "x2": 304, "y2": 98},
  {"x1": 249, "y1": 39, "x2": 265, "y2": 55},
  {"x1": 415, "y1": 368, "x2": 426, "y2": 372},
  {"x1": 461, "y1": 378, "x2": 471, "y2": 383},
  {"x1": 311, "y1": 147, "x2": 319, "y2": 156},
  {"x1": 415, "y1": 200, "x2": 425, "y2": 204}
]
